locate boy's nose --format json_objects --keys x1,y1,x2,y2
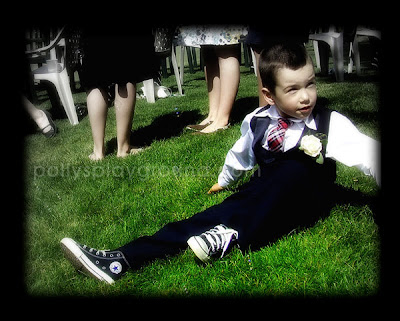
[{"x1": 300, "y1": 89, "x2": 310, "y2": 103}]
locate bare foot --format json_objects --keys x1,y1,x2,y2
[
  {"x1": 36, "y1": 110, "x2": 52, "y2": 134},
  {"x1": 198, "y1": 117, "x2": 214, "y2": 126},
  {"x1": 88, "y1": 152, "x2": 104, "y2": 161}
]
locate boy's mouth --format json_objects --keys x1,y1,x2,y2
[{"x1": 299, "y1": 106, "x2": 312, "y2": 111}]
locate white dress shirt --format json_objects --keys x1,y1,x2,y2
[{"x1": 218, "y1": 105, "x2": 381, "y2": 187}]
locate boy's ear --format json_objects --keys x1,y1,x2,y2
[{"x1": 261, "y1": 87, "x2": 275, "y2": 106}]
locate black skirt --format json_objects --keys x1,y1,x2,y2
[
  {"x1": 245, "y1": 24, "x2": 310, "y2": 50},
  {"x1": 80, "y1": 27, "x2": 159, "y2": 90}
]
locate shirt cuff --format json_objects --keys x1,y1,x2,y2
[{"x1": 217, "y1": 172, "x2": 231, "y2": 188}]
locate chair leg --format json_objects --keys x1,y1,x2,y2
[
  {"x1": 58, "y1": 69, "x2": 79, "y2": 124},
  {"x1": 313, "y1": 40, "x2": 321, "y2": 70},
  {"x1": 348, "y1": 41, "x2": 354, "y2": 74},
  {"x1": 36, "y1": 70, "x2": 79, "y2": 125},
  {"x1": 186, "y1": 46, "x2": 194, "y2": 73},
  {"x1": 171, "y1": 46, "x2": 183, "y2": 96},
  {"x1": 353, "y1": 35, "x2": 361, "y2": 75},
  {"x1": 143, "y1": 79, "x2": 155, "y2": 103},
  {"x1": 250, "y1": 47, "x2": 257, "y2": 76},
  {"x1": 331, "y1": 33, "x2": 344, "y2": 82},
  {"x1": 179, "y1": 46, "x2": 185, "y2": 84},
  {"x1": 191, "y1": 47, "x2": 198, "y2": 68}
]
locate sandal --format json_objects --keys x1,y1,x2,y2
[
  {"x1": 192, "y1": 123, "x2": 230, "y2": 135},
  {"x1": 186, "y1": 121, "x2": 213, "y2": 131},
  {"x1": 40, "y1": 111, "x2": 57, "y2": 138}
]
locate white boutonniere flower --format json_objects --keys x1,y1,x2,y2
[{"x1": 299, "y1": 134, "x2": 326, "y2": 164}]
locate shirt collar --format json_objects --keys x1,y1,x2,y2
[{"x1": 255, "y1": 105, "x2": 317, "y2": 130}]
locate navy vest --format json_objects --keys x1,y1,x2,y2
[{"x1": 250, "y1": 105, "x2": 336, "y2": 183}]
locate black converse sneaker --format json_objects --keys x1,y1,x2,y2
[
  {"x1": 187, "y1": 224, "x2": 238, "y2": 263},
  {"x1": 60, "y1": 238, "x2": 130, "y2": 284}
]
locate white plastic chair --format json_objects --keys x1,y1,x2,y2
[
  {"x1": 141, "y1": 43, "x2": 183, "y2": 103},
  {"x1": 172, "y1": 35, "x2": 203, "y2": 88},
  {"x1": 26, "y1": 26, "x2": 79, "y2": 125},
  {"x1": 348, "y1": 26, "x2": 381, "y2": 75},
  {"x1": 309, "y1": 26, "x2": 344, "y2": 82}
]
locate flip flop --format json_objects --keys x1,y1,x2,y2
[
  {"x1": 192, "y1": 123, "x2": 230, "y2": 135},
  {"x1": 186, "y1": 121, "x2": 213, "y2": 131}
]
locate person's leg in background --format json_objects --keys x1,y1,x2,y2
[
  {"x1": 114, "y1": 82, "x2": 139, "y2": 157},
  {"x1": 87, "y1": 87, "x2": 108, "y2": 160}
]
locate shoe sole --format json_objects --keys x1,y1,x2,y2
[
  {"x1": 187, "y1": 236, "x2": 210, "y2": 263},
  {"x1": 186, "y1": 125, "x2": 204, "y2": 132},
  {"x1": 186, "y1": 121, "x2": 213, "y2": 132},
  {"x1": 191, "y1": 124, "x2": 230, "y2": 135},
  {"x1": 60, "y1": 238, "x2": 115, "y2": 285}
]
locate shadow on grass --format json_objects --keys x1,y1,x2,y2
[
  {"x1": 106, "y1": 96, "x2": 261, "y2": 154},
  {"x1": 106, "y1": 110, "x2": 202, "y2": 154}
]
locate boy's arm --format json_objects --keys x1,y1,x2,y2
[
  {"x1": 209, "y1": 112, "x2": 258, "y2": 193},
  {"x1": 326, "y1": 111, "x2": 381, "y2": 186}
]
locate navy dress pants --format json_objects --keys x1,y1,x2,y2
[{"x1": 118, "y1": 159, "x2": 335, "y2": 269}]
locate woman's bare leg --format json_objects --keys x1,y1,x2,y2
[
  {"x1": 201, "y1": 44, "x2": 240, "y2": 133},
  {"x1": 201, "y1": 46, "x2": 220, "y2": 125},
  {"x1": 87, "y1": 88, "x2": 108, "y2": 160},
  {"x1": 115, "y1": 82, "x2": 137, "y2": 158}
]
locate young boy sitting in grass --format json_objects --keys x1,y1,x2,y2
[{"x1": 61, "y1": 43, "x2": 380, "y2": 285}]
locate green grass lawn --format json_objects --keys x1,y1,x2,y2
[{"x1": 24, "y1": 47, "x2": 381, "y2": 297}]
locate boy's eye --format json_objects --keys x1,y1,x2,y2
[{"x1": 307, "y1": 81, "x2": 316, "y2": 87}]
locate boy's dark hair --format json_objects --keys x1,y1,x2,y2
[{"x1": 258, "y1": 43, "x2": 311, "y2": 93}]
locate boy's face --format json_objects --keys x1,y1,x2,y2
[{"x1": 262, "y1": 61, "x2": 317, "y2": 119}]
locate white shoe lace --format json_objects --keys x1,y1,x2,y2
[
  {"x1": 202, "y1": 225, "x2": 238, "y2": 258},
  {"x1": 83, "y1": 244, "x2": 107, "y2": 257}
]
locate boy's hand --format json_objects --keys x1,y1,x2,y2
[{"x1": 207, "y1": 183, "x2": 224, "y2": 194}]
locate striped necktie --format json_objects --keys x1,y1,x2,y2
[{"x1": 267, "y1": 118, "x2": 292, "y2": 152}]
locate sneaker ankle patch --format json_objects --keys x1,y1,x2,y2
[{"x1": 109, "y1": 261, "x2": 123, "y2": 274}]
